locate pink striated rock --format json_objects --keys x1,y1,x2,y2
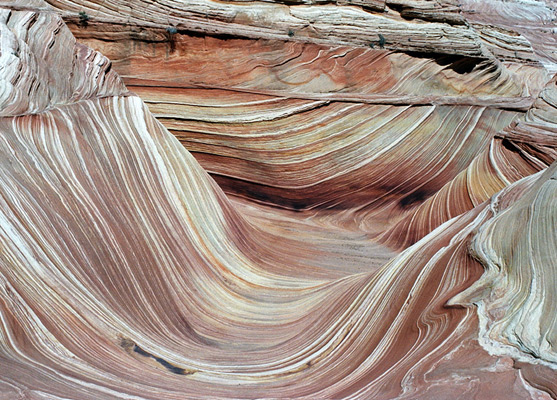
[{"x1": 0, "y1": 0, "x2": 555, "y2": 399}]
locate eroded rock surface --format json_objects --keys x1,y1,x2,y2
[{"x1": 0, "y1": 0, "x2": 556, "y2": 399}]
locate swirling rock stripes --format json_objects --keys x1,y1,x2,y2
[
  {"x1": 57, "y1": 11, "x2": 548, "y2": 229},
  {"x1": 378, "y1": 134, "x2": 548, "y2": 248},
  {"x1": 52, "y1": 5, "x2": 551, "y2": 239},
  {"x1": 0, "y1": 0, "x2": 556, "y2": 399},
  {"x1": 380, "y1": 74, "x2": 557, "y2": 249},
  {"x1": 0, "y1": 95, "x2": 546, "y2": 398},
  {"x1": 449, "y1": 162, "x2": 557, "y2": 369},
  {"x1": 183, "y1": 101, "x2": 517, "y2": 214}
]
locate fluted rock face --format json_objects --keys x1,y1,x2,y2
[
  {"x1": 1, "y1": 0, "x2": 557, "y2": 399},
  {"x1": 380, "y1": 74, "x2": 557, "y2": 248},
  {"x1": 47, "y1": 0, "x2": 554, "y2": 237},
  {"x1": 449, "y1": 76, "x2": 557, "y2": 369},
  {"x1": 451, "y1": 163, "x2": 557, "y2": 366}
]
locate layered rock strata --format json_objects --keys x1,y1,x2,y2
[
  {"x1": 48, "y1": 0, "x2": 555, "y2": 241},
  {"x1": 0, "y1": 1, "x2": 556, "y2": 399}
]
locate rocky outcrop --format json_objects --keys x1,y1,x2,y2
[
  {"x1": 0, "y1": 6, "x2": 126, "y2": 116},
  {"x1": 0, "y1": 0, "x2": 556, "y2": 399},
  {"x1": 45, "y1": 1, "x2": 553, "y2": 231},
  {"x1": 448, "y1": 75, "x2": 557, "y2": 370},
  {"x1": 49, "y1": 0, "x2": 489, "y2": 55},
  {"x1": 461, "y1": 0, "x2": 557, "y2": 73}
]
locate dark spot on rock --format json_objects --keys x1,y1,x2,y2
[
  {"x1": 120, "y1": 336, "x2": 195, "y2": 375},
  {"x1": 399, "y1": 190, "x2": 430, "y2": 208},
  {"x1": 434, "y1": 55, "x2": 484, "y2": 74},
  {"x1": 378, "y1": 33, "x2": 386, "y2": 48},
  {"x1": 501, "y1": 138, "x2": 519, "y2": 152}
]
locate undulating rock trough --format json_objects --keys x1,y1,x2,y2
[{"x1": 0, "y1": 0, "x2": 556, "y2": 398}]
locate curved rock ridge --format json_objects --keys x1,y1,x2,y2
[
  {"x1": 0, "y1": 95, "x2": 551, "y2": 398},
  {"x1": 449, "y1": 161, "x2": 557, "y2": 367},
  {"x1": 379, "y1": 74, "x2": 557, "y2": 249},
  {"x1": 160, "y1": 94, "x2": 518, "y2": 211},
  {"x1": 1, "y1": 1, "x2": 557, "y2": 400}
]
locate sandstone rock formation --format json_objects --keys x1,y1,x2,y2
[
  {"x1": 0, "y1": 0, "x2": 556, "y2": 398},
  {"x1": 52, "y1": 0, "x2": 553, "y2": 226}
]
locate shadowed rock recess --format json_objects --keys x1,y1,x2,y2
[{"x1": 0, "y1": 0, "x2": 556, "y2": 398}]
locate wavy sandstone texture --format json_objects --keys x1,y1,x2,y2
[{"x1": 0, "y1": 0, "x2": 556, "y2": 399}]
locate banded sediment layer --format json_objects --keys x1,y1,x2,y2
[{"x1": 0, "y1": 0, "x2": 556, "y2": 399}]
